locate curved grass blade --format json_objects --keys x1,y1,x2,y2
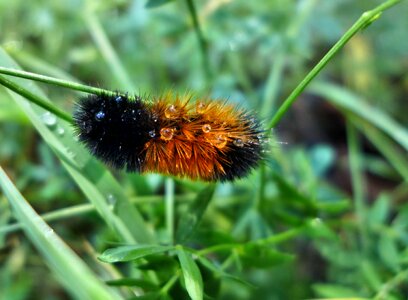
[
  {"x1": 175, "y1": 184, "x2": 216, "y2": 244},
  {"x1": 0, "y1": 47, "x2": 154, "y2": 244},
  {"x1": 0, "y1": 166, "x2": 122, "y2": 300},
  {"x1": 310, "y1": 82, "x2": 408, "y2": 152}
]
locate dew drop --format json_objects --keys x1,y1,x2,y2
[
  {"x1": 165, "y1": 105, "x2": 178, "y2": 119},
  {"x1": 202, "y1": 124, "x2": 211, "y2": 133},
  {"x1": 160, "y1": 127, "x2": 174, "y2": 141},
  {"x1": 247, "y1": 138, "x2": 259, "y2": 145},
  {"x1": 44, "y1": 228, "x2": 54, "y2": 238},
  {"x1": 67, "y1": 150, "x2": 76, "y2": 159},
  {"x1": 196, "y1": 102, "x2": 206, "y2": 113},
  {"x1": 233, "y1": 138, "x2": 244, "y2": 147},
  {"x1": 149, "y1": 130, "x2": 156, "y2": 138},
  {"x1": 41, "y1": 112, "x2": 57, "y2": 127},
  {"x1": 56, "y1": 127, "x2": 65, "y2": 136},
  {"x1": 95, "y1": 111, "x2": 105, "y2": 121},
  {"x1": 115, "y1": 96, "x2": 122, "y2": 103},
  {"x1": 107, "y1": 194, "x2": 116, "y2": 205},
  {"x1": 213, "y1": 134, "x2": 227, "y2": 149}
]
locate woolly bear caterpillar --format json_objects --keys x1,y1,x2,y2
[{"x1": 73, "y1": 92, "x2": 264, "y2": 181}]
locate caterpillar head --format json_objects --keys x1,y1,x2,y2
[{"x1": 73, "y1": 93, "x2": 155, "y2": 171}]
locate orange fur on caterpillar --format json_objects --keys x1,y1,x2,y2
[{"x1": 73, "y1": 92, "x2": 264, "y2": 181}]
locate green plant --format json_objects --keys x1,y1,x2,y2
[{"x1": 0, "y1": 0, "x2": 407, "y2": 299}]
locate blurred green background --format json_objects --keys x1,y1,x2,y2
[{"x1": 0, "y1": 0, "x2": 407, "y2": 299}]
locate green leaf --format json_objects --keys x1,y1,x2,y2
[
  {"x1": 271, "y1": 172, "x2": 317, "y2": 213},
  {"x1": 0, "y1": 166, "x2": 121, "y2": 300},
  {"x1": 127, "y1": 292, "x2": 162, "y2": 300},
  {"x1": 197, "y1": 256, "x2": 255, "y2": 289},
  {"x1": 0, "y1": 47, "x2": 154, "y2": 244},
  {"x1": 378, "y1": 235, "x2": 400, "y2": 272},
  {"x1": 368, "y1": 194, "x2": 390, "y2": 226},
  {"x1": 136, "y1": 254, "x2": 179, "y2": 272},
  {"x1": 239, "y1": 244, "x2": 294, "y2": 268},
  {"x1": 312, "y1": 283, "x2": 363, "y2": 298},
  {"x1": 106, "y1": 278, "x2": 157, "y2": 289},
  {"x1": 305, "y1": 218, "x2": 338, "y2": 240},
  {"x1": 177, "y1": 247, "x2": 203, "y2": 300},
  {"x1": 99, "y1": 245, "x2": 173, "y2": 263},
  {"x1": 360, "y1": 260, "x2": 382, "y2": 291},
  {"x1": 175, "y1": 184, "x2": 216, "y2": 243},
  {"x1": 146, "y1": 0, "x2": 174, "y2": 8}
]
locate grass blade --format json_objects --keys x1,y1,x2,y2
[
  {"x1": 0, "y1": 166, "x2": 122, "y2": 300},
  {"x1": 0, "y1": 47, "x2": 154, "y2": 244},
  {"x1": 311, "y1": 81, "x2": 408, "y2": 152},
  {"x1": 175, "y1": 184, "x2": 216, "y2": 243}
]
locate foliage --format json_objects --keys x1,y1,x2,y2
[{"x1": 0, "y1": 0, "x2": 407, "y2": 299}]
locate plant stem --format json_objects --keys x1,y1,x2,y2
[
  {"x1": 0, "y1": 194, "x2": 195, "y2": 235},
  {"x1": 165, "y1": 178, "x2": 175, "y2": 244},
  {"x1": 84, "y1": 10, "x2": 135, "y2": 90},
  {"x1": 374, "y1": 267, "x2": 408, "y2": 300},
  {"x1": 197, "y1": 226, "x2": 304, "y2": 256},
  {"x1": 251, "y1": 226, "x2": 305, "y2": 246},
  {"x1": 267, "y1": 0, "x2": 403, "y2": 130},
  {"x1": 185, "y1": 0, "x2": 211, "y2": 82},
  {"x1": 261, "y1": 49, "x2": 285, "y2": 119},
  {"x1": 0, "y1": 66, "x2": 113, "y2": 96},
  {"x1": 0, "y1": 75, "x2": 73, "y2": 123},
  {"x1": 346, "y1": 121, "x2": 369, "y2": 252}
]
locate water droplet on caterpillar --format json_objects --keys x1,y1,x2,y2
[
  {"x1": 41, "y1": 112, "x2": 57, "y2": 127},
  {"x1": 202, "y1": 124, "x2": 211, "y2": 133},
  {"x1": 160, "y1": 127, "x2": 174, "y2": 141},
  {"x1": 151, "y1": 112, "x2": 159, "y2": 123},
  {"x1": 213, "y1": 134, "x2": 227, "y2": 149},
  {"x1": 149, "y1": 130, "x2": 156, "y2": 138},
  {"x1": 196, "y1": 102, "x2": 206, "y2": 113},
  {"x1": 165, "y1": 105, "x2": 178, "y2": 119},
  {"x1": 115, "y1": 96, "x2": 122, "y2": 103},
  {"x1": 95, "y1": 111, "x2": 105, "y2": 121},
  {"x1": 233, "y1": 138, "x2": 244, "y2": 147},
  {"x1": 247, "y1": 138, "x2": 259, "y2": 145}
]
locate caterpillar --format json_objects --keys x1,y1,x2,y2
[{"x1": 73, "y1": 92, "x2": 264, "y2": 181}]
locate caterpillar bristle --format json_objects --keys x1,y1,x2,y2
[{"x1": 73, "y1": 92, "x2": 265, "y2": 181}]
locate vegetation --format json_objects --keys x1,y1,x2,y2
[{"x1": 0, "y1": 0, "x2": 407, "y2": 299}]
